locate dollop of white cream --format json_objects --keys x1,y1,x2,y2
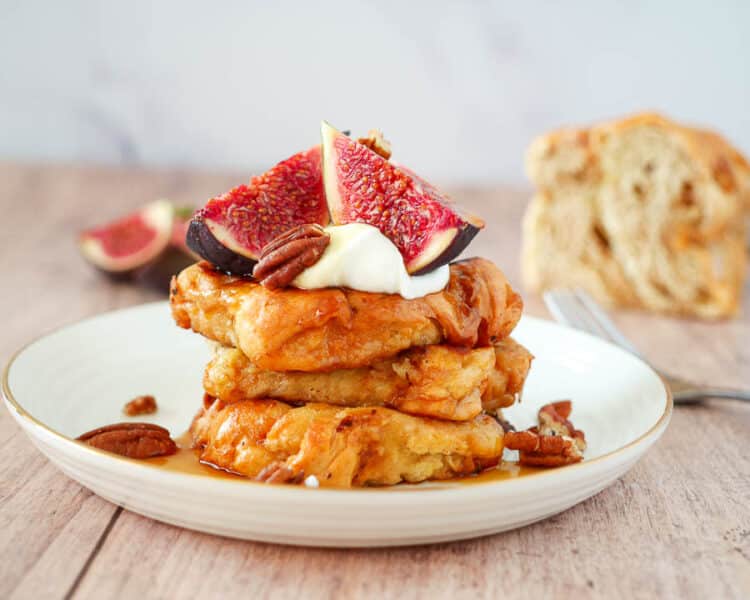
[{"x1": 292, "y1": 223, "x2": 449, "y2": 299}]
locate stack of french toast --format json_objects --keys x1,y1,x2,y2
[
  {"x1": 170, "y1": 257, "x2": 532, "y2": 487},
  {"x1": 168, "y1": 122, "x2": 533, "y2": 487}
]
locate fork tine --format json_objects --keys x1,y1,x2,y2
[
  {"x1": 542, "y1": 290, "x2": 573, "y2": 326},
  {"x1": 543, "y1": 289, "x2": 612, "y2": 341},
  {"x1": 547, "y1": 290, "x2": 750, "y2": 404},
  {"x1": 544, "y1": 290, "x2": 587, "y2": 329},
  {"x1": 572, "y1": 289, "x2": 645, "y2": 359}
]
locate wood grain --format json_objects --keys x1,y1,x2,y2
[{"x1": 0, "y1": 163, "x2": 748, "y2": 600}]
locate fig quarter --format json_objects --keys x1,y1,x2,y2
[{"x1": 186, "y1": 146, "x2": 329, "y2": 276}]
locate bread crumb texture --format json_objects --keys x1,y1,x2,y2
[{"x1": 522, "y1": 112, "x2": 749, "y2": 319}]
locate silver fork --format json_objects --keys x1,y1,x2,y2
[{"x1": 543, "y1": 289, "x2": 750, "y2": 404}]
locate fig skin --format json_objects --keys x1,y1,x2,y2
[
  {"x1": 171, "y1": 206, "x2": 201, "y2": 260},
  {"x1": 186, "y1": 217, "x2": 258, "y2": 276},
  {"x1": 409, "y1": 223, "x2": 482, "y2": 276}
]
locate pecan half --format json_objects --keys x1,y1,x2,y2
[
  {"x1": 76, "y1": 422, "x2": 177, "y2": 459},
  {"x1": 123, "y1": 394, "x2": 157, "y2": 416},
  {"x1": 252, "y1": 224, "x2": 330, "y2": 289},
  {"x1": 504, "y1": 400, "x2": 586, "y2": 468}
]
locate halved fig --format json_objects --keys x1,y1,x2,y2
[
  {"x1": 187, "y1": 146, "x2": 329, "y2": 275},
  {"x1": 79, "y1": 199, "x2": 174, "y2": 274},
  {"x1": 321, "y1": 121, "x2": 484, "y2": 274}
]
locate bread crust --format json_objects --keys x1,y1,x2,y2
[
  {"x1": 528, "y1": 113, "x2": 750, "y2": 194},
  {"x1": 523, "y1": 112, "x2": 748, "y2": 318}
]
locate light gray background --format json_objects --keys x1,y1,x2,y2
[{"x1": 2, "y1": 0, "x2": 748, "y2": 184}]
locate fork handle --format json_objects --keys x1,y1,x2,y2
[{"x1": 673, "y1": 387, "x2": 750, "y2": 403}]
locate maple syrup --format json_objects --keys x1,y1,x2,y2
[
  {"x1": 144, "y1": 431, "x2": 243, "y2": 480},
  {"x1": 145, "y1": 432, "x2": 542, "y2": 486},
  {"x1": 452, "y1": 461, "x2": 542, "y2": 484}
]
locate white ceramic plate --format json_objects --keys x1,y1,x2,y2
[{"x1": 3, "y1": 302, "x2": 671, "y2": 547}]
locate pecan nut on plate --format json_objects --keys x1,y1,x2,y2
[
  {"x1": 122, "y1": 394, "x2": 158, "y2": 416},
  {"x1": 76, "y1": 422, "x2": 177, "y2": 459},
  {"x1": 252, "y1": 224, "x2": 330, "y2": 289},
  {"x1": 504, "y1": 400, "x2": 586, "y2": 467}
]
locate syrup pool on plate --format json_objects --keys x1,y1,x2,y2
[{"x1": 144, "y1": 433, "x2": 542, "y2": 486}]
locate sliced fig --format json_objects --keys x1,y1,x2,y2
[
  {"x1": 187, "y1": 146, "x2": 329, "y2": 275},
  {"x1": 79, "y1": 199, "x2": 174, "y2": 274},
  {"x1": 321, "y1": 122, "x2": 484, "y2": 274}
]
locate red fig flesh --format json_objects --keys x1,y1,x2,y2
[
  {"x1": 321, "y1": 122, "x2": 484, "y2": 274},
  {"x1": 187, "y1": 146, "x2": 328, "y2": 275},
  {"x1": 79, "y1": 200, "x2": 174, "y2": 273}
]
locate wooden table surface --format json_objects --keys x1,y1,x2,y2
[{"x1": 1, "y1": 163, "x2": 748, "y2": 600}]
